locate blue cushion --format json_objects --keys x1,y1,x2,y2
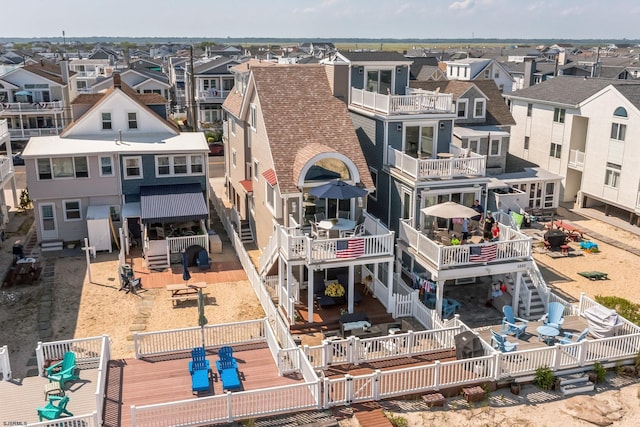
[
  {"x1": 191, "y1": 368, "x2": 210, "y2": 392},
  {"x1": 220, "y1": 367, "x2": 241, "y2": 390}
]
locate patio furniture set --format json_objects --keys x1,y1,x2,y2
[
  {"x1": 314, "y1": 274, "x2": 363, "y2": 308},
  {"x1": 490, "y1": 303, "x2": 590, "y2": 352},
  {"x1": 36, "y1": 351, "x2": 79, "y2": 421},
  {"x1": 190, "y1": 346, "x2": 242, "y2": 395}
]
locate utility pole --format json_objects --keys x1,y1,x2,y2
[{"x1": 189, "y1": 45, "x2": 197, "y2": 132}]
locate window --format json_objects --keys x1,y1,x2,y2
[
  {"x1": 253, "y1": 159, "x2": 259, "y2": 180},
  {"x1": 553, "y1": 108, "x2": 565, "y2": 124},
  {"x1": 544, "y1": 182, "x2": 555, "y2": 208},
  {"x1": 124, "y1": 156, "x2": 142, "y2": 179},
  {"x1": 366, "y1": 69, "x2": 392, "y2": 94},
  {"x1": 614, "y1": 106, "x2": 627, "y2": 117},
  {"x1": 457, "y1": 100, "x2": 468, "y2": 118},
  {"x1": 63, "y1": 200, "x2": 82, "y2": 221},
  {"x1": 494, "y1": 70, "x2": 500, "y2": 78},
  {"x1": 101, "y1": 112, "x2": 112, "y2": 130},
  {"x1": 610, "y1": 123, "x2": 626, "y2": 141},
  {"x1": 489, "y1": 139, "x2": 501, "y2": 156},
  {"x1": 74, "y1": 157, "x2": 88, "y2": 178},
  {"x1": 100, "y1": 156, "x2": 113, "y2": 176},
  {"x1": 405, "y1": 125, "x2": 434, "y2": 158},
  {"x1": 527, "y1": 103, "x2": 532, "y2": 117},
  {"x1": 128, "y1": 112, "x2": 138, "y2": 129},
  {"x1": 231, "y1": 117, "x2": 236, "y2": 136},
  {"x1": 154, "y1": 155, "x2": 204, "y2": 176},
  {"x1": 265, "y1": 182, "x2": 275, "y2": 209},
  {"x1": 550, "y1": 143, "x2": 562, "y2": 159},
  {"x1": 605, "y1": 163, "x2": 621, "y2": 188},
  {"x1": 462, "y1": 139, "x2": 478, "y2": 152},
  {"x1": 249, "y1": 104, "x2": 257, "y2": 130},
  {"x1": 37, "y1": 158, "x2": 52, "y2": 180},
  {"x1": 369, "y1": 167, "x2": 378, "y2": 201},
  {"x1": 483, "y1": 69, "x2": 490, "y2": 79},
  {"x1": 232, "y1": 149, "x2": 237, "y2": 168},
  {"x1": 110, "y1": 206, "x2": 121, "y2": 222},
  {"x1": 473, "y1": 99, "x2": 485, "y2": 118},
  {"x1": 524, "y1": 136, "x2": 530, "y2": 150}
]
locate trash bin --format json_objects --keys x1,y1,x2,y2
[
  {"x1": 454, "y1": 331, "x2": 484, "y2": 359},
  {"x1": 121, "y1": 264, "x2": 133, "y2": 278},
  {"x1": 208, "y1": 230, "x2": 222, "y2": 253}
]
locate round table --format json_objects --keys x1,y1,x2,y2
[
  {"x1": 536, "y1": 325, "x2": 559, "y2": 345},
  {"x1": 318, "y1": 218, "x2": 356, "y2": 231}
]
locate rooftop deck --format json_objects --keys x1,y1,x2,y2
[
  {"x1": 387, "y1": 146, "x2": 486, "y2": 180},
  {"x1": 0, "y1": 368, "x2": 99, "y2": 424},
  {"x1": 113, "y1": 344, "x2": 306, "y2": 426},
  {"x1": 350, "y1": 87, "x2": 454, "y2": 115}
]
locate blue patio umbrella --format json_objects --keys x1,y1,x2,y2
[
  {"x1": 308, "y1": 180, "x2": 367, "y2": 200},
  {"x1": 182, "y1": 251, "x2": 191, "y2": 283},
  {"x1": 15, "y1": 90, "x2": 32, "y2": 96}
]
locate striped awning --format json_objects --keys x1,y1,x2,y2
[
  {"x1": 140, "y1": 184, "x2": 208, "y2": 224},
  {"x1": 262, "y1": 168, "x2": 277, "y2": 186}
]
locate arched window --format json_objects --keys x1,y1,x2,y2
[{"x1": 613, "y1": 106, "x2": 627, "y2": 118}]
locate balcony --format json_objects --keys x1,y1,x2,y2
[
  {"x1": 9, "y1": 127, "x2": 63, "y2": 140},
  {"x1": 399, "y1": 220, "x2": 532, "y2": 270},
  {"x1": 196, "y1": 89, "x2": 231, "y2": 102},
  {"x1": 0, "y1": 101, "x2": 64, "y2": 114},
  {"x1": 350, "y1": 87, "x2": 454, "y2": 115},
  {"x1": 568, "y1": 149, "x2": 585, "y2": 170},
  {"x1": 387, "y1": 146, "x2": 486, "y2": 180},
  {"x1": 0, "y1": 156, "x2": 13, "y2": 182},
  {"x1": 0, "y1": 119, "x2": 7, "y2": 139}
]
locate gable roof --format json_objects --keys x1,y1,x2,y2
[
  {"x1": 410, "y1": 80, "x2": 515, "y2": 126},
  {"x1": 336, "y1": 51, "x2": 412, "y2": 65},
  {"x1": 409, "y1": 57, "x2": 440, "y2": 80},
  {"x1": 248, "y1": 65, "x2": 373, "y2": 194},
  {"x1": 22, "y1": 60, "x2": 75, "y2": 85}
]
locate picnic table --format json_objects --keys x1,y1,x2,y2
[
  {"x1": 578, "y1": 271, "x2": 608, "y2": 280},
  {"x1": 166, "y1": 282, "x2": 207, "y2": 306},
  {"x1": 547, "y1": 220, "x2": 584, "y2": 241}
]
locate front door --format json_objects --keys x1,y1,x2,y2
[{"x1": 40, "y1": 203, "x2": 58, "y2": 240}]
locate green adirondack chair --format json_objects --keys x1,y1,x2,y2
[
  {"x1": 37, "y1": 395, "x2": 73, "y2": 421},
  {"x1": 46, "y1": 352, "x2": 79, "y2": 389}
]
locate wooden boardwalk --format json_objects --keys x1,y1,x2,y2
[
  {"x1": 108, "y1": 344, "x2": 306, "y2": 426},
  {"x1": 0, "y1": 369, "x2": 99, "y2": 425}
]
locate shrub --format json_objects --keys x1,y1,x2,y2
[
  {"x1": 593, "y1": 361, "x2": 607, "y2": 383},
  {"x1": 385, "y1": 413, "x2": 408, "y2": 427},
  {"x1": 594, "y1": 295, "x2": 640, "y2": 325},
  {"x1": 534, "y1": 365, "x2": 555, "y2": 390}
]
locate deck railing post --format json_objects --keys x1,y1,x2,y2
[
  {"x1": 373, "y1": 369, "x2": 382, "y2": 400},
  {"x1": 323, "y1": 376, "x2": 331, "y2": 408},
  {"x1": 133, "y1": 333, "x2": 140, "y2": 359},
  {"x1": 226, "y1": 391, "x2": 234, "y2": 422},
  {"x1": 578, "y1": 341, "x2": 588, "y2": 366},
  {"x1": 493, "y1": 352, "x2": 501, "y2": 380},
  {"x1": 345, "y1": 374, "x2": 354, "y2": 405},
  {"x1": 433, "y1": 360, "x2": 441, "y2": 389},
  {"x1": 130, "y1": 406, "x2": 136, "y2": 426},
  {"x1": 36, "y1": 342, "x2": 44, "y2": 377},
  {"x1": 406, "y1": 331, "x2": 415, "y2": 358},
  {"x1": 553, "y1": 344, "x2": 562, "y2": 371}
]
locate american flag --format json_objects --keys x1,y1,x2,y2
[
  {"x1": 336, "y1": 238, "x2": 365, "y2": 258},
  {"x1": 469, "y1": 244, "x2": 497, "y2": 262}
]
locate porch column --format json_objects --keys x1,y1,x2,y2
[
  {"x1": 278, "y1": 257, "x2": 285, "y2": 310},
  {"x1": 347, "y1": 265, "x2": 355, "y2": 313},
  {"x1": 286, "y1": 261, "x2": 293, "y2": 308},
  {"x1": 307, "y1": 268, "x2": 314, "y2": 322},
  {"x1": 513, "y1": 271, "x2": 522, "y2": 316},
  {"x1": 435, "y1": 280, "x2": 445, "y2": 319},
  {"x1": 386, "y1": 261, "x2": 393, "y2": 313}
]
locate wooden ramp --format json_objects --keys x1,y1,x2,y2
[{"x1": 352, "y1": 402, "x2": 393, "y2": 426}]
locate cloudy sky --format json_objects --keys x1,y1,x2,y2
[{"x1": 7, "y1": 0, "x2": 639, "y2": 39}]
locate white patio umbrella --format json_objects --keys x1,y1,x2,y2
[{"x1": 420, "y1": 201, "x2": 480, "y2": 219}]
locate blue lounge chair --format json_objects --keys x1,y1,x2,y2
[
  {"x1": 501, "y1": 305, "x2": 528, "y2": 339},
  {"x1": 190, "y1": 358, "x2": 210, "y2": 394},
  {"x1": 37, "y1": 395, "x2": 73, "y2": 421},
  {"x1": 442, "y1": 298, "x2": 461, "y2": 319},
  {"x1": 540, "y1": 302, "x2": 565, "y2": 330},
  {"x1": 46, "y1": 352, "x2": 79, "y2": 390},
  {"x1": 196, "y1": 249, "x2": 211, "y2": 271},
  {"x1": 215, "y1": 346, "x2": 238, "y2": 373},
  {"x1": 559, "y1": 328, "x2": 589, "y2": 345},
  {"x1": 188, "y1": 347, "x2": 210, "y2": 374},
  {"x1": 490, "y1": 329, "x2": 518, "y2": 352},
  {"x1": 219, "y1": 358, "x2": 241, "y2": 391}
]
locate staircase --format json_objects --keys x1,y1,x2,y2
[
  {"x1": 517, "y1": 270, "x2": 546, "y2": 321},
  {"x1": 145, "y1": 253, "x2": 169, "y2": 270},
  {"x1": 40, "y1": 239, "x2": 64, "y2": 252},
  {"x1": 558, "y1": 374, "x2": 595, "y2": 396},
  {"x1": 238, "y1": 220, "x2": 254, "y2": 243}
]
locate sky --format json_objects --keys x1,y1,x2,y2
[{"x1": 6, "y1": 0, "x2": 640, "y2": 40}]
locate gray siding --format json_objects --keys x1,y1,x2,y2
[
  {"x1": 395, "y1": 66, "x2": 409, "y2": 95},
  {"x1": 436, "y1": 120, "x2": 453, "y2": 153},
  {"x1": 350, "y1": 67, "x2": 365, "y2": 90}
]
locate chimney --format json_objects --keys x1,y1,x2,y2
[
  {"x1": 523, "y1": 57, "x2": 536, "y2": 88},
  {"x1": 113, "y1": 73, "x2": 121, "y2": 88},
  {"x1": 60, "y1": 60, "x2": 69, "y2": 84}
]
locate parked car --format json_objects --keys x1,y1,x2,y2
[
  {"x1": 208, "y1": 143, "x2": 224, "y2": 156},
  {"x1": 12, "y1": 152, "x2": 24, "y2": 166}
]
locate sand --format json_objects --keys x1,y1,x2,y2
[{"x1": 1, "y1": 208, "x2": 640, "y2": 425}]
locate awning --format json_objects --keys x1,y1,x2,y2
[
  {"x1": 239, "y1": 179, "x2": 253, "y2": 193},
  {"x1": 140, "y1": 184, "x2": 208, "y2": 224},
  {"x1": 262, "y1": 168, "x2": 277, "y2": 186}
]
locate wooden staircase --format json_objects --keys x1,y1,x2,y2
[{"x1": 237, "y1": 220, "x2": 254, "y2": 243}]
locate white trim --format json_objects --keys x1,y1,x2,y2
[
  {"x1": 154, "y1": 154, "x2": 205, "y2": 177},
  {"x1": 473, "y1": 99, "x2": 486, "y2": 119},
  {"x1": 457, "y1": 99, "x2": 468, "y2": 119},
  {"x1": 127, "y1": 111, "x2": 138, "y2": 130},
  {"x1": 296, "y1": 152, "x2": 362, "y2": 188},
  {"x1": 99, "y1": 155, "x2": 114, "y2": 177},
  {"x1": 364, "y1": 66, "x2": 395, "y2": 95},
  {"x1": 489, "y1": 138, "x2": 501, "y2": 157},
  {"x1": 123, "y1": 155, "x2": 143, "y2": 180},
  {"x1": 101, "y1": 111, "x2": 112, "y2": 130},
  {"x1": 39, "y1": 202, "x2": 58, "y2": 240},
  {"x1": 63, "y1": 199, "x2": 83, "y2": 222},
  {"x1": 249, "y1": 104, "x2": 257, "y2": 131}
]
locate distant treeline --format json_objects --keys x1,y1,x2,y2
[{"x1": 2, "y1": 37, "x2": 639, "y2": 46}]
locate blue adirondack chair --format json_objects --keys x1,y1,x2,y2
[
  {"x1": 190, "y1": 357, "x2": 211, "y2": 394},
  {"x1": 559, "y1": 328, "x2": 589, "y2": 345},
  {"x1": 37, "y1": 395, "x2": 73, "y2": 421},
  {"x1": 196, "y1": 249, "x2": 211, "y2": 271},
  {"x1": 501, "y1": 305, "x2": 527, "y2": 338},
  {"x1": 188, "y1": 347, "x2": 210, "y2": 374},
  {"x1": 46, "y1": 352, "x2": 79, "y2": 389},
  {"x1": 490, "y1": 329, "x2": 518, "y2": 352},
  {"x1": 540, "y1": 302, "x2": 565, "y2": 330},
  {"x1": 215, "y1": 346, "x2": 238, "y2": 373}
]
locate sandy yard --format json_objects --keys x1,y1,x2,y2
[{"x1": 1, "y1": 207, "x2": 640, "y2": 425}]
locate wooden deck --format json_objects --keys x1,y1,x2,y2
[
  {"x1": 474, "y1": 314, "x2": 590, "y2": 351},
  {"x1": 108, "y1": 344, "x2": 305, "y2": 426},
  {"x1": 0, "y1": 368, "x2": 99, "y2": 424}
]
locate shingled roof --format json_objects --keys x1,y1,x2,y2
[
  {"x1": 23, "y1": 60, "x2": 76, "y2": 85},
  {"x1": 249, "y1": 65, "x2": 373, "y2": 194}
]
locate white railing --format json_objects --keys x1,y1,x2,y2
[
  {"x1": 167, "y1": 233, "x2": 209, "y2": 253},
  {"x1": 0, "y1": 119, "x2": 8, "y2": 137},
  {"x1": 131, "y1": 382, "x2": 320, "y2": 426},
  {"x1": 259, "y1": 229, "x2": 280, "y2": 273},
  {"x1": 0, "y1": 156, "x2": 12, "y2": 183},
  {"x1": 0, "y1": 345, "x2": 11, "y2": 381},
  {"x1": 134, "y1": 319, "x2": 266, "y2": 358},
  {"x1": 94, "y1": 335, "x2": 110, "y2": 425},
  {"x1": 8, "y1": 127, "x2": 63, "y2": 139},
  {"x1": 28, "y1": 413, "x2": 99, "y2": 426},
  {"x1": 306, "y1": 233, "x2": 395, "y2": 263},
  {"x1": 350, "y1": 87, "x2": 454, "y2": 115},
  {"x1": 578, "y1": 294, "x2": 640, "y2": 336},
  {"x1": 36, "y1": 336, "x2": 104, "y2": 375},
  {"x1": 517, "y1": 274, "x2": 533, "y2": 318},
  {"x1": 399, "y1": 220, "x2": 532, "y2": 269},
  {"x1": 387, "y1": 146, "x2": 486, "y2": 179},
  {"x1": 0, "y1": 101, "x2": 64, "y2": 112},
  {"x1": 568, "y1": 149, "x2": 585, "y2": 169},
  {"x1": 196, "y1": 89, "x2": 231, "y2": 100}
]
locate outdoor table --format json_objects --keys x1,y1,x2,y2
[
  {"x1": 318, "y1": 218, "x2": 356, "y2": 232},
  {"x1": 166, "y1": 282, "x2": 207, "y2": 306},
  {"x1": 537, "y1": 325, "x2": 559, "y2": 345}
]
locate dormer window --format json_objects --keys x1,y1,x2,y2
[
  {"x1": 473, "y1": 99, "x2": 486, "y2": 119},
  {"x1": 457, "y1": 100, "x2": 468, "y2": 118}
]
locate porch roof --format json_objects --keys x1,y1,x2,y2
[{"x1": 140, "y1": 183, "x2": 208, "y2": 224}]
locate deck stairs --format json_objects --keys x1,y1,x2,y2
[
  {"x1": 238, "y1": 220, "x2": 254, "y2": 243},
  {"x1": 40, "y1": 239, "x2": 63, "y2": 252},
  {"x1": 558, "y1": 373, "x2": 595, "y2": 396},
  {"x1": 507, "y1": 270, "x2": 545, "y2": 321},
  {"x1": 146, "y1": 252, "x2": 169, "y2": 270}
]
